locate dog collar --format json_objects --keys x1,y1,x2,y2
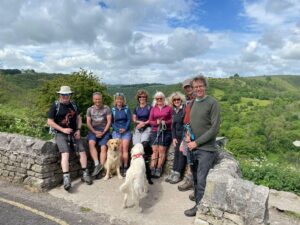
[{"x1": 132, "y1": 153, "x2": 143, "y2": 159}]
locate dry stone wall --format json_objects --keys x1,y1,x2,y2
[{"x1": 0, "y1": 132, "x2": 83, "y2": 191}]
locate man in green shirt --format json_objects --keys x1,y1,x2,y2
[{"x1": 184, "y1": 75, "x2": 221, "y2": 217}]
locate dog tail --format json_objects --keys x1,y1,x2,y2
[{"x1": 119, "y1": 181, "x2": 130, "y2": 193}]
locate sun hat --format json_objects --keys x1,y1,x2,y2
[
  {"x1": 57, "y1": 86, "x2": 73, "y2": 94},
  {"x1": 182, "y1": 78, "x2": 192, "y2": 88}
]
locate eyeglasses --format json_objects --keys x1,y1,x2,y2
[
  {"x1": 173, "y1": 98, "x2": 181, "y2": 102},
  {"x1": 61, "y1": 94, "x2": 71, "y2": 97},
  {"x1": 138, "y1": 96, "x2": 147, "y2": 99},
  {"x1": 155, "y1": 98, "x2": 163, "y2": 100}
]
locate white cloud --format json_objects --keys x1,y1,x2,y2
[{"x1": 0, "y1": 0, "x2": 300, "y2": 83}]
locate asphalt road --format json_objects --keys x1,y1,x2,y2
[{"x1": 0, "y1": 179, "x2": 128, "y2": 225}]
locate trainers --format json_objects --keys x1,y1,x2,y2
[
  {"x1": 169, "y1": 172, "x2": 181, "y2": 184},
  {"x1": 189, "y1": 192, "x2": 195, "y2": 201},
  {"x1": 82, "y1": 174, "x2": 93, "y2": 185},
  {"x1": 184, "y1": 205, "x2": 198, "y2": 217},
  {"x1": 178, "y1": 178, "x2": 193, "y2": 191},
  {"x1": 165, "y1": 170, "x2": 175, "y2": 183},
  {"x1": 63, "y1": 175, "x2": 71, "y2": 191},
  {"x1": 154, "y1": 168, "x2": 162, "y2": 178},
  {"x1": 91, "y1": 164, "x2": 103, "y2": 177}
]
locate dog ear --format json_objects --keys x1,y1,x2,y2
[{"x1": 107, "y1": 139, "x2": 112, "y2": 146}]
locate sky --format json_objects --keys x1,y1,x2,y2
[{"x1": 0, "y1": 0, "x2": 300, "y2": 84}]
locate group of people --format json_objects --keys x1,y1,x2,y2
[{"x1": 47, "y1": 74, "x2": 221, "y2": 217}]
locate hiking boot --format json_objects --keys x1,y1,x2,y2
[
  {"x1": 63, "y1": 175, "x2": 71, "y2": 191},
  {"x1": 154, "y1": 168, "x2": 162, "y2": 178},
  {"x1": 189, "y1": 192, "x2": 195, "y2": 201},
  {"x1": 91, "y1": 164, "x2": 103, "y2": 177},
  {"x1": 150, "y1": 168, "x2": 155, "y2": 177},
  {"x1": 165, "y1": 171, "x2": 175, "y2": 183},
  {"x1": 94, "y1": 172, "x2": 103, "y2": 180},
  {"x1": 178, "y1": 178, "x2": 193, "y2": 191},
  {"x1": 184, "y1": 205, "x2": 198, "y2": 217},
  {"x1": 169, "y1": 172, "x2": 181, "y2": 184},
  {"x1": 82, "y1": 169, "x2": 93, "y2": 185},
  {"x1": 122, "y1": 167, "x2": 128, "y2": 177}
]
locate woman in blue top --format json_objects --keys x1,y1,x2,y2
[
  {"x1": 111, "y1": 92, "x2": 131, "y2": 176},
  {"x1": 132, "y1": 89, "x2": 152, "y2": 146}
]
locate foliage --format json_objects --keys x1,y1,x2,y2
[
  {"x1": 36, "y1": 68, "x2": 112, "y2": 118},
  {"x1": 1, "y1": 71, "x2": 300, "y2": 194},
  {"x1": 241, "y1": 159, "x2": 300, "y2": 195}
]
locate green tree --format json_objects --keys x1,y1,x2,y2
[{"x1": 36, "y1": 68, "x2": 112, "y2": 118}]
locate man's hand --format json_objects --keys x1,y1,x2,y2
[
  {"x1": 74, "y1": 130, "x2": 81, "y2": 139},
  {"x1": 63, "y1": 128, "x2": 73, "y2": 135},
  {"x1": 95, "y1": 131, "x2": 103, "y2": 138},
  {"x1": 187, "y1": 141, "x2": 197, "y2": 151}
]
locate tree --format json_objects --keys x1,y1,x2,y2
[{"x1": 36, "y1": 68, "x2": 112, "y2": 117}]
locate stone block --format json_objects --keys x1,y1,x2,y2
[{"x1": 6, "y1": 165, "x2": 16, "y2": 172}]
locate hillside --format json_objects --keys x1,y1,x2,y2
[{"x1": 0, "y1": 71, "x2": 299, "y2": 195}]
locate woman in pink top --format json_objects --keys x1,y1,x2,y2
[{"x1": 149, "y1": 91, "x2": 173, "y2": 178}]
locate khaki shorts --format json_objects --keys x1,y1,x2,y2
[{"x1": 132, "y1": 126, "x2": 151, "y2": 145}]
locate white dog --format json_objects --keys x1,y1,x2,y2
[{"x1": 119, "y1": 143, "x2": 148, "y2": 212}]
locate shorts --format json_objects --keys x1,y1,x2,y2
[
  {"x1": 132, "y1": 126, "x2": 151, "y2": 145},
  {"x1": 149, "y1": 130, "x2": 172, "y2": 147},
  {"x1": 87, "y1": 128, "x2": 110, "y2": 146},
  {"x1": 112, "y1": 130, "x2": 131, "y2": 140},
  {"x1": 55, "y1": 133, "x2": 85, "y2": 153}
]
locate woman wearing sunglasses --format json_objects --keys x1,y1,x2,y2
[
  {"x1": 111, "y1": 92, "x2": 131, "y2": 176},
  {"x1": 165, "y1": 92, "x2": 186, "y2": 184},
  {"x1": 148, "y1": 91, "x2": 173, "y2": 178}
]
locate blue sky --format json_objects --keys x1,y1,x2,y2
[{"x1": 0, "y1": 0, "x2": 300, "y2": 84}]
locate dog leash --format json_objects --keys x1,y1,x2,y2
[{"x1": 151, "y1": 120, "x2": 167, "y2": 146}]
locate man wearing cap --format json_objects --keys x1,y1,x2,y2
[
  {"x1": 178, "y1": 78, "x2": 195, "y2": 192},
  {"x1": 47, "y1": 86, "x2": 92, "y2": 191}
]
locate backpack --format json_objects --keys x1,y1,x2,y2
[
  {"x1": 111, "y1": 106, "x2": 128, "y2": 123},
  {"x1": 49, "y1": 100, "x2": 78, "y2": 135}
]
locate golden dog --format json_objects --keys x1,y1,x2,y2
[
  {"x1": 120, "y1": 143, "x2": 148, "y2": 212},
  {"x1": 104, "y1": 139, "x2": 122, "y2": 180}
]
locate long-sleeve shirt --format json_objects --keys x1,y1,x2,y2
[
  {"x1": 171, "y1": 105, "x2": 185, "y2": 140},
  {"x1": 190, "y1": 96, "x2": 221, "y2": 152},
  {"x1": 149, "y1": 105, "x2": 173, "y2": 132},
  {"x1": 111, "y1": 105, "x2": 131, "y2": 132}
]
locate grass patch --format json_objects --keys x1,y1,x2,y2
[
  {"x1": 80, "y1": 207, "x2": 91, "y2": 212},
  {"x1": 283, "y1": 210, "x2": 300, "y2": 220},
  {"x1": 240, "y1": 97, "x2": 272, "y2": 106}
]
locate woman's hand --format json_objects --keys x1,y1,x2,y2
[{"x1": 173, "y1": 138, "x2": 178, "y2": 147}]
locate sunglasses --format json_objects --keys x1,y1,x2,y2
[
  {"x1": 138, "y1": 96, "x2": 147, "y2": 99},
  {"x1": 115, "y1": 92, "x2": 124, "y2": 97},
  {"x1": 61, "y1": 94, "x2": 71, "y2": 97},
  {"x1": 155, "y1": 98, "x2": 163, "y2": 100},
  {"x1": 173, "y1": 98, "x2": 181, "y2": 102}
]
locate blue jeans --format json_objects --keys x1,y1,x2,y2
[{"x1": 190, "y1": 150, "x2": 217, "y2": 205}]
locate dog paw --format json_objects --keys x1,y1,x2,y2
[{"x1": 103, "y1": 176, "x2": 109, "y2": 180}]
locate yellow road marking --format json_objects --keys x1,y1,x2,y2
[{"x1": 0, "y1": 196, "x2": 69, "y2": 225}]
